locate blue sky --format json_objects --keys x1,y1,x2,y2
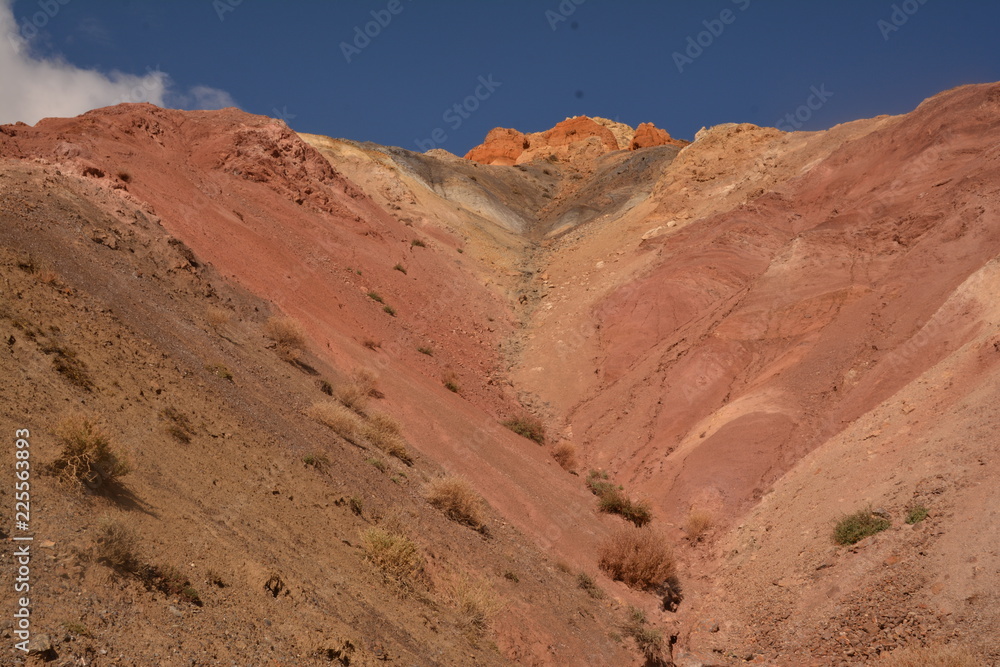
[{"x1": 4, "y1": 0, "x2": 1000, "y2": 155}]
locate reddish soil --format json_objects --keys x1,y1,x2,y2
[{"x1": 2, "y1": 83, "x2": 1000, "y2": 666}]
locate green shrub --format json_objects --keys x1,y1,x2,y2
[
  {"x1": 905, "y1": 505, "x2": 929, "y2": 525},
  {"x1": 367, "y1": 291, "x2": 384, "y2": 303},
  {"x1": 393, "y1": 264, "x2": 407, "y2": 274},
  {"x1": 383, "y1": 305, "x2": 396, "y2": 317},
  {"x1": 502, "y1": 415, "x2": 545, "y2": 445},
  {"x1": 834, "y1": 508, "x2": 891, "y2": 545},
  {"x1": 598, "y1": 489, "x2": 652, "y2": 527},
  {"x1": 416, "y1": 346, "x2": 433, "y2": 356}
]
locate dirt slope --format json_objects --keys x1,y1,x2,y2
[{"x1": 2, "y1": 83, "x2": 999, "y2": 666}]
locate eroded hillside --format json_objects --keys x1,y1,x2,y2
[{"x1": 2, "y1": 83, "x2": 999, "y2": 666}]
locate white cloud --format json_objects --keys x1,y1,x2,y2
[{"x1": 0, "y1": 0, "x2": 237, "y2": 125}]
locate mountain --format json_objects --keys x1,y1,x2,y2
[{"x1": 1, "y1": 82, "x2": 998, "y2": 666}]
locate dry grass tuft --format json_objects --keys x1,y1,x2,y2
[
  {"x1": 94, "y1": 516, "x2": 141, "y2": 574},
  {"x1": 263, "y1": 316, "x2": 306, "y2": 361},
  {"x1": 443, "y1": 573, "x2": 503, "y2": 638},
  {"x1": 360, "y1": 411, "x2": 411, "y2": 464},
  {"x1": 50, "y1": 413, "x2": 130, "y2": 490},
  {"x1": 352, "y1": 368, "x2": 382, "y2": 397},
  {"x1": 307, "y1": 401, "x2": 363, "y2": 443},
  {"x1": 335, "y1": 383, "x2": 369, "y2": 413},
  {"x1": 551, "y1": 441, "x2": 577, "y2": 471},
  {"x1": 424, "y1": 476, "x2": 486, "y2": 530},
  {"x1": 685, "y1": 510, "x2": 714, "y2": 542},
  {"x1": 875, "y1": 644, "x2": 984, "y2": 667},
  {"x1": 360, "y1": 526, "x2": 426, "y2": 588},
  {"x1": 597, "y1": 526, "x2": 675, "y2": 590},
  {"x1": 206, "y1": 306, "x2": 232, "y2": 331}
]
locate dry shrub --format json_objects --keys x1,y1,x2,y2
[
  {"x1": 263, "y1": 316, "x2": 306, "y2": 361},
  {"x1": 443, "y1": 573, "x2": 502, "y2": 637},
  {"x1": 50, "y1": 413, "x2": 130, "y2": 490},
  {"x1": 875, "y1": 644, "x2": 984, "y2": 667},
  {"x1": 424, "y1": 476, "x2": 485, "y2": 530},
  {"x1": 552, "y1": 441, "x2": 577, "y2": 470},
  {"x1": 335, "y1": 383, "x2": 369, "y2": 413},
  {"x1": 308, "y1": 401, "x2": 363, "y2": 443},
  {"x1": 685, "y1": 510, "x2": 714, "y2": 542},
  {"x1": 597, "y1": 526, "x2": 675, "y2": 590},
  {"x1": 352, "y1": 368, "x2": 383, "y2": 398},
  {"x1": 361, "y1": 411, "x2": 411, "y2": 463},
  {"x1": 206, "y1": 306, "x2": 231, "y2": 331},
  {"x1": 94, "y1": 517, "x2": 141, "y2": 574},
  {"x1": 360, "y1": 526, "x2": 426, "y2": 588},
  {"x1": 622, "y1": 606, "x2": 665, "y2": 664}
]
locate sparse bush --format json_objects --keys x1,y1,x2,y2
[
  {"x1": 94, "y1": 517, "x2": 141, "y2": 574},
  {"x1": 685, "y1": 510, "x2": 714, "y2": 542},
  {"x1": 335, "y1": 383, "x2": 369, "y2": 413},
  {"x1": 361, "y1": 411, "x2": 411, "y2": 464},
  {"x1": 411, "y1": 239, "x2": 426, "y2": 247},
  {"x1": 263, "y1": 316, "x2": 306, "y2": 362},
  {"x1": 598, "y1": 526, "x2": 675, "y2": 590},
  {"x1": 588, "y1": 470, "x2": 651, "y2": 526},
  {"x1": 348, "y1": 496, "x2": 363, "y2": 516},
  {"x1": 50, "y1": 414, "x2": 130, "y2": 490},
  {"x1": 444, "y1": 379, "x2": 460, "y2": 393},
  {"x1": 552, "y1": 442, "x2": 577, "y2": 471},
  {"x1": 393, "y1": 263, "x2": 407, "y2": 274},
  {"x1": 906, "y1": 505, "x2": 929, "y2": 525},
  {"x1": 366, "y1": 291, "x2": 384, "y2": 303},
  {"x1": 417, "y1": 346, "x2": 433, "y2": 356},
  {"x1": 206, "y1": 306, "x2": 231, "y2": 331},
  {"x1": 205, "y1": 362, "x2": 233, "y2": 380},
  {"x1": 363, "y1": 339, "x2": 381, "y2": 351},
  {"x1": 587, "y1": 469, "x2": 619, "y2": 496},
  {"x1": 160, "y1": 406, "x2": 194, "y2": 444},
  {"x1": 598, "y1": 488, "x2": 652, "y2": 527},
  {"x1": 502, "y1": 415, "x2": 545, "y2": 444},
  {"x1": 42, "y1": 343, "x2": 92, "y2": 390},
  {"x1": 577, "y1": 573, "x2": 605, "y2": 599},
  {"x1": 424, "y1": 476, "x2": 486, "y2": 531},
  {"x1": 303, "y1": 453, "x2": 330, "y2": 470},
  {"x1": 308, "y1": 401, "x2": 363, "y2": 443},
  {"x1": 352, "y1": 368, "x2": 382, "y2": 398},
  {"x1": 383, "y1": 305, "x2": 396, "y2": 317},
  {"x1": 319, "y1": 380, "x2": 333, "y2": 395},
  {"x1": 360, "y1": 526, "x2": 426, "y2": 587},
  {"x1": 834, "y1": 507, "x2": 891, "y2": 545},
  {"x1": 367, "y1": 457, "x2": 387, "y2": 472},
  {"x1": 621, "y1": 606, "x2": 665, "y2": 664},
  {"x1": 502, "y1": 570, "x2": 519, "y2": 583},
  {"x1": 444, "y1": 574, "x2": 502, "y2": 637},
  {"x1": 152, "y1": 564, "x2": 202, "y2": 606},
  {"x1": 875, "y1": 644, "x2": 983, "y2": 667}
]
